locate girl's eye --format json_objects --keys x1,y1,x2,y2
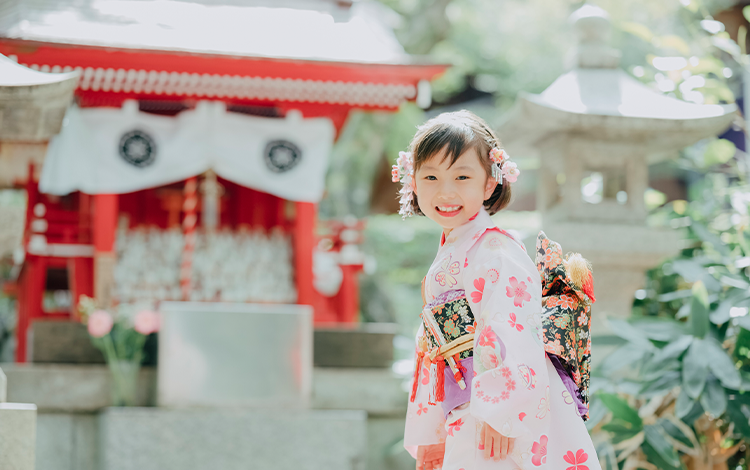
[
  {"x1": 457, "y1": 176, "x2": 469, "y2": 180},
  {"x1": 425, "y1": 176, "x2": 437, "y2": 181}
]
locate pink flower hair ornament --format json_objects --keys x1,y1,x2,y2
[
  {"x1": 392, "y1": 151, "x2": 416, "y2": 218},
  {"x1": 489, "y1": 148, "x2": 519, "y2": 185}
]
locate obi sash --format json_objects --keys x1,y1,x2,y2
[
  {"x1": 536, "y1": 231, "x2": 596, "y2": 419},
  {"x1": 411, "y1": 289, "x2": 475, "y2": 408}
]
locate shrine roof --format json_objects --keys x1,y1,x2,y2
[
  {"x1": 0, "y1": 53, "x2": 77, "y2": 87},
  {"x1": 0, "y1": 0, "x2": 419, "y2": 66}
]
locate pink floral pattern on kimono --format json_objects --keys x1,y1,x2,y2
[{"x1": 403, "y1": 208, "x2": 601, "y2": 469}]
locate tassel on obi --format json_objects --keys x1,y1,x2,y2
[
  {"x1": 434, "y1": 355, "x2": 446, "y2": 402},
  {"x1": 410, "y1": 350, "x2": 424, "y2": 403}
]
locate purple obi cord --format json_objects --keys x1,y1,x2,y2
[
  {"x1": 440, "y1": 356, "x2": 474, "y2": 419},
  {"x1": 548, "y1": 354, "x2": 588, "y2": 418}
]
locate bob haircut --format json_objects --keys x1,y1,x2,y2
[{"x1": 406, "y1": 110, "x2": 511, "y2": 216}]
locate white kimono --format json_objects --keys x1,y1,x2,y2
[{"x1": 404, "y1": 208, "x2": 601, "y2": 470}]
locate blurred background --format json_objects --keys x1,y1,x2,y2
[{"x1": 1, "y1": 0, "x2": 750, "y2": 469}]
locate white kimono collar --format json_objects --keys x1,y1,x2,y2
[{"x1": 438, "y1": 207, "x2": 496, "y2": 250}]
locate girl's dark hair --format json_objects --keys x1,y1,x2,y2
[{"x1": 406, "y1": 110, "x2": 511, "y2": 216}]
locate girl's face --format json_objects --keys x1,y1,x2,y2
[{"x1": 414, "y1": 146, "x2": 497, "y2": 234}]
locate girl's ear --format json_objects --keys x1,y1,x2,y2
[{"x1": 484, "y1": 175, "x2": 498, "y2": 200}]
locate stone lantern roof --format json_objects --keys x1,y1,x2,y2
[
  {"x1": 498, "y1": 4, "x2": 737, "y2": 157},
  {"x1": 0, "y1": 54, "x2": 78, "y2": 141}
]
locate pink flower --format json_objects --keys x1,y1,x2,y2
[
  {"x1": 471, "y1": 277, "x2": 485, "y2": 303},
  {"x1": 506, "y1": 379, "x2": 516, "y2": 391},
  {"x1": 508, "y1": 312, "x2": 524, "y2": 332},
  {"x1": 134, "y1": 310, "x2": 160, "y2": 335},
  {"x1": 480, "y1": 347, "x2": 499, "y2": 370},
  {"x1": 391, "y1": 165, "x2": 400, "y2": 182},
  {"x1": 531, "y1": 435, "x2": 548, "y2": 466},
  {"x1": 502, "y1": 161, "x2": 520, "y2": 183},
  {"x1": 417, "y1": 403, "x2": 428, "y2": 416},
  {"x1": 447, "y1": 418, "x2": 464, "y2": 436},
  {"x1": 88, "y1": 310, "x2": 113, "y2": 338},
  {"x1": 506, "y1": 277, "x2": 531, "y2": 307},
  {"x1": 501, "y1": 366, "x2": 511, "y2": 378},
  {"x1": 397, "y1": 151, "x2": 413, "y2": 172},
  {"x1": 421, "y1": 367, "x2": 430, "y2": 385},
  {"x1": 500, "y1": 390, "x2": 510, "y2": 400},
  {"x1": 489, "y1": 148, "x2": 507, "y2": 164},
  {"x1": 563, "y1": 449, "x2": 589, "y2": 470},
  {"x1": 478, "y1": 326, "x2": 497, "y2": 348}
]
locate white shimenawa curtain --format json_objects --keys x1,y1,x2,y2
[{"x1": 40, "y1": 101, "x2": 335, "y2": 202}]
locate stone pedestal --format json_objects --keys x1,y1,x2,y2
[
  {"x1": 29, "y1": 321, "x2": 106, "y2": 364},
  {"x1": 0, "y1": 366, "x2": 6, "y2": 402},
  {"x1": 314, "y1": 323, "x2": 398, "y2": 368},
  {"x1": 99, "y1": 408, "x2": 366, "y2": 470},
  {"x1": 0, "y1": 403, "x2": 37, "y2": 470},
  {"x1": 2, "y1": 363, "x2": 413, "y2": 470}
]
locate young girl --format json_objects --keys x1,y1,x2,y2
[{"x1": 395, "y1": 111, "x2": 600, "y2": 470}]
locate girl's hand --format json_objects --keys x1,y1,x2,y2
[
  {"x1": 416, "y1": 443, "x2": 445, "y2": 470},
  {"x1": 481, "y1": 422, "x2": 515, "y2": 461}
]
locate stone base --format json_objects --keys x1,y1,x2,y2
[
  {"x1": 0, "y1": 403, "x2": 37, "y2": 470},
  {"x1": 99, "y1": 408, "x2": 367, "y2": 470},
  {"x1": 29, "y1": 321, "x2": 105, "y2": 364},
  {"x1": 314, "y1": 323, "x2": 398, "y2": 368},
  {"x1": 3, "y1": 364, "x2": 156, "y2": 411},
  {"x1": 28, "y1": 321, "x2": 157, "y2": 365},
  {"x1": 3, "y1": 364, "x2": 410, "y2": 470}
]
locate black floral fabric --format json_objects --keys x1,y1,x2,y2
[
  {"x1": 424, "y1": 290, "x2": 476, "y2": 361},
  {"x1": 535, "y1": 231, "x2": 594, "y2": 413}
]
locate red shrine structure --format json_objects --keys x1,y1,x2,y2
[{"x1": 0, "y1": 0, "x2": 446, "y2": 362}]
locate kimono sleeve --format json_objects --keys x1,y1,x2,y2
[
  {"x1": 403, "y1": 323, "x2": 447, "y2": 458},
  {"x1": 466, "y1": 235, "x2": 549, "y2": 441}
]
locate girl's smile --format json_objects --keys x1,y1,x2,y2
[{"x1": 436, "y1": 205, "x2": 463, "y2": 217}]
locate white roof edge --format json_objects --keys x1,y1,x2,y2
[{"x1": 0, "y1": 54, "x2": 79, "y2": 87}]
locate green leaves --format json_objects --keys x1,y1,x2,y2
[
  {"x1": 700, "y1": 379, "x2": 727, "y2": 417},
  {"x1": 675, "y1": 389, "x2": 695, "y2": 419},
  {"x1": 682, "y1": 338, "x2": 709, "y2": 399},
  {"x1": 704, "y1": 337, "x2": 741, "y2": 388},
  {"x1": 643, "y1": 424, "x2": 681, "y2": 468},
  {"x1": 599, "y1": 392, "x2": 645, "y2": 445},
  {"x1": 702, "y1": 139, "x2": 736, "y2": 167},
  {"x1": 690, "y1": 281, "x2": 710, "y2": 339}
]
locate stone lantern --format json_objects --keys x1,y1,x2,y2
[
  {"x1": 498, "y1": 5, "x2": 737, "y2": 335},
  {"x1": 0, "y1": 54, "x2": 74, "y2": 470},
  {"x1": 0, "y1": 54, "x2": 78, "y2": 185}
]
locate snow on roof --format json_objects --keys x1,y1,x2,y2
[{"x1": 0, "y1": 0, "x2": 413, "y2": 65}]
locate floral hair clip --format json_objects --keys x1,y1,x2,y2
[
  {"x1": 489, "y1": 147, "x2": 520, "y2": 184},
  {"x1": 392, "y1": 151, "x2": 416, "y2": 218}
]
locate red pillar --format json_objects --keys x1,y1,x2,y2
[
  {"x1": 293, "y1": 202, "x2": 320, "y2": 319},
  {"x1": 15, "y1": 258, "x2": 45, "y2": 362},
  {"x1": 337, "y1": 264, "x2": 362, "y2": 323},
  {"x1": 93, "y1": 194, "x2": 118, "y2": 307}
]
